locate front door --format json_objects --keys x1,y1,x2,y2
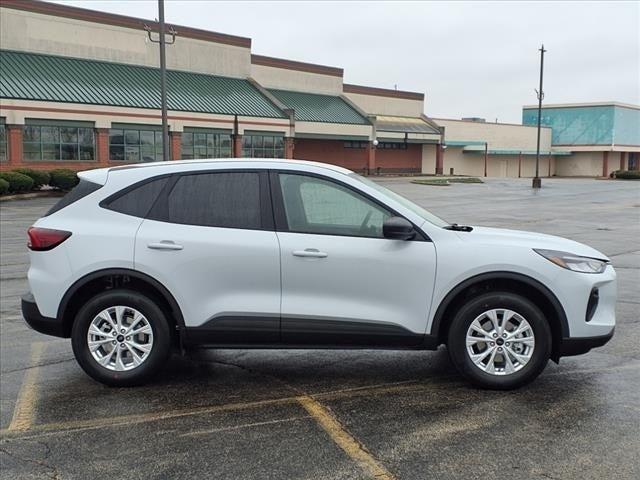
[{"x1": 273, "y1": 171, "x2": 437, "y2": 347}]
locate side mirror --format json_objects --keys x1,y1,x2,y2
[{"x1": 383, "y1": 216, "x2": 416, "y2": 240}]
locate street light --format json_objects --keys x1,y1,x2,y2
[
  {"x1": 533, "y1": 44, "x2": 546, "y2": 189},
  {"x1": 145, "y1": 0, "x2": 177, "y2": 162}
]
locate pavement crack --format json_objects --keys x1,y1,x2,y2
[
  {"x1": 0, "y1": 440, "x2": 61, "y2": 480},
  {"x1": 2, "y1": 357, "x2": 75, "y2": 375}
]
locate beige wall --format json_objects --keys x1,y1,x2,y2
[
  {"x1": 250, "y1": 64, "x2": 343, "y2": 95},
  {"x1": 295, "y1": 121, "x2": 372, "y2": 139},
  {"x1": 439, "y1": 147, "x2": 555, "y2": 178},
  {"x1": 344, "y1": 92, "x2": 424, "y2": 117},
  {"x1": 421, "y1": 144, "x2": 437, "y2": 174},
  {"x1": 0, "y1": 7, "x2": 251, "y2": 78},
  {"x1": 554, "y1": 151, "x2": 620, "y2": 177},
  {"x1": 435, "y1": 118, "x2": 552, "y2": 151},
  {"x1": 0, "y1": 99, "x2": 291, "y2": 135}
]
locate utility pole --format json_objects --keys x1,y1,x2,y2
[
  {"x1": 533, "y1": 44, "x2": 546, "y2": 189},
  {"x1": 145, "y1": 0, "x2": 176, "y2": 162}
]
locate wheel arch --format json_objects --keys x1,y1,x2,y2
[
  {"x1": 57, "y1": 268, "x2": 185, "y2": 338},
  {"x1": 430, "y1": 271, "x2": 569, "y2": 359}
]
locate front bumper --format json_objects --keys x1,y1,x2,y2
[
  {"x1": 557, "y1": 328, "x2": 614, "y2": 358},
  {"x1": 21, "y1": 292, "x2": 67, "y2": 338}
]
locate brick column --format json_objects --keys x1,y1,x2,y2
[
  {"x1": 234, "y1": 135, "x2": 243, "y2": 158},
  {"x1": 6, "y1": 124, "x2": 23, "y2": 166},
  {"x1": 170, "y1": 132, "x2": 182, "y2": 160},
  {"x1": 284, "y1": 137, "x2": 295, "y2": 159},
  {"x1": 435, "y1": 144, "x2": 444, "y2": 175},
  {"x1": 620, "y1": 152, "x2": 626, "y2": 171},
  {"x1": 366, "y1": 142, "x2": 376, "y2": 174},
  {"x1": 602, "y1": 151, "x2": 609, "y2": 177},
  {"x1": 95, "y1": 128, "x2": 110, "y2": 166}
]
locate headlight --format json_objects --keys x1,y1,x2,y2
[{"x1": 534, "y1": 249, "x2": 608, "y2": 274}]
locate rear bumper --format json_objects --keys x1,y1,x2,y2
[
  {"x1": 558, "y1": 328, "x2": 614, "y2": 358},
  {"x1": 21, "y1": 292, "x2": 67, "y2": 338}
]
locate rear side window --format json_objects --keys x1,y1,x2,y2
[
  {"x1": 46, "y1": 179, "x2": 102, "y2": 216},
  {"x1": 159, "y1": 172, "x2": 261, "y2": 229},
  {"x1": 104, "y1": 177, "x2": 168, "y2": 218}
]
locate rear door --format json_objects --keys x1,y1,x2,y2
[{"x1": 134, "y1": 169, "x2": 281, "y2": 344}]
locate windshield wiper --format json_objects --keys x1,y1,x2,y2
[{"x1": 443, "y1": 223, "x2": 473, "y2": 232}]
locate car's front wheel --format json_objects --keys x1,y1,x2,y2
[
  {"x1": 71, "y1": 290, "x2": 171, "y2": 386},
  {"x1": 447, "y1": 292, "x2": 551, "y2": 390}
]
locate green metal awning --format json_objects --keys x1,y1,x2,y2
[
  {"x1": 268, "y1": 89, "x2": 369, "y2": 125},
  {"x1": 0, "y1": 50, "x2": 286, "y2": 118}
]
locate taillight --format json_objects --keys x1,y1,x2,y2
[{"x1": 27, "y1": 227, "x2": 72, "y2": 251}]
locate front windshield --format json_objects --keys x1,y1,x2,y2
[{"x1": 349, "y1": 173, "x2": 449, "y2": 228}]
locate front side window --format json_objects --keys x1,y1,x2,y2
[
  {"x1": 163, "y1": 172, "x2": 261, "y2": 229},
  {"x1": 23, "y1": 124, "x2": 95, "y2": 161},
  {"x1": 279, "y1": 173, "x2": 392, "y2": 238},
  {"x1": 109, "y1": 128, "x2": 163, "y2": 163},
  {"x1": 242, "y1": 135, "x2": 284, "y2": 158},
  {"x1": 181, "y1": 130, "x2": 232, "y2": 159}
]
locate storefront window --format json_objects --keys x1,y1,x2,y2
[
  {"x1": 242, "y1": 134, "x2": 284, "y2": 158},
  {"x1": 109, "y1": 126, "x2": 163, "y2": 162},
  {"x1": 23, "y1": 123, "x2": 95, "y2": 161},
  {"x1": 181, "y1": 130, "x2": 232, "y2": 159},
  {"x1": 0, "y1": 122, "x2": 6, "y2": 162}
]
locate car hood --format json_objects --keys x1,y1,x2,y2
[{"x1": 460, "y1": 226, "x2": 609, "y2": 261}]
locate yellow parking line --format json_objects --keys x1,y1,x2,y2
[
  {"x1": 297, "y1": 395, "x2": 395, "y2": 480},
  {"x1": 8, "y1": 342, "x2": 45, "y2": 432}
]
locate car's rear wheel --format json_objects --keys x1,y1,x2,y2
[
  {"x1": 447, "y1": 292, "x2": 551, "y2": 390},
  {"x1": 71, "y1": 290, "x2": 171, "y2": 386}
]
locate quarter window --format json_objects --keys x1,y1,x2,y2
[
  {"x1": 181, "y1": 130, "x2": 232, "y2": 159},
  {"x1": 242, "y1": 134, "x2": 284, "y2": 158},
  {"x1": 23, "y1": 124, "x2": 95, "y2": 161},
  {"x1": 278, "y1": 173, "x2": 392, "y2": 238},
  {"x1": 163, "y1": 172, "x2": 262, "y2": 229},
  {"x1": 109, "y1": 127, "x2": 163, "y2": 163},
  {"x1": 104, "y1": 177, "x2": 169, "y2": 218}
]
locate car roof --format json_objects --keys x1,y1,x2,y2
[{"x1": 108, "y1": 158, "x2": 352, "y2": 175}]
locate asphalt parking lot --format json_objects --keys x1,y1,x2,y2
[{"x1": 1, "y1": 177, "x2": 639, "y2": 480}]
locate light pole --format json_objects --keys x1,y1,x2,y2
[
  {"x1": 145, "y1": 0, "x2": 176, "y2": 162},
  {"x1": 533, "y1": 44, "x2": 546, "y2": 189}
]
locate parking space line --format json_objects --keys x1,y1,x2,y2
[
  {"x1": 8, "y1": 342, "x2": 45, "y2": 432},
  {"x1": 1, "y1": 360, "x2": 637, "y2": 440},
  {"x1": 297, "y1": 395, "x2": 395, "y2": 480}
]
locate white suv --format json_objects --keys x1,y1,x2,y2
[{"x1": 22, "y1": 159, "x2": 616, "y2": 389}]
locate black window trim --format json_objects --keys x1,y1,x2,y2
[
  {"x1": 146, "y1": 169, "x2": 274, "y2": 231},
  {"x1": 268, "y1": 169, "x2": 430, "y2": 242}
]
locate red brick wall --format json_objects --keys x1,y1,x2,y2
[
  {"x1": 293, "y1": 139, "x2": 370, "y2": 173},
  {"x1": 375, "y1": 144, "x2": 422, "y2": 173}
]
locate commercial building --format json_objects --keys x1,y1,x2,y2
[
  {"x1": 0, "y1": 0, "x2": 638, "y2": 177},
  {"x1": 523, "y1": 102, "x2": 640, "y2": 176},
  {"x1": 0, "y1": 0, "x2": 440, "y2": 175}
]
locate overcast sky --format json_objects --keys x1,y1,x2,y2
[{"x1": 52, "y1": 1, "x2": 639, "y2": 123}]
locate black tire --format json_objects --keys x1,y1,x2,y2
[
  {"x1": 447, "y1": 291, "x2": 552, "y2": 390},
  {"x1": 71, "y1": 289, "x2": 171, "y2": 387}
]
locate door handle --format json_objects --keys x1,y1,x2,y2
[
  {"x1": 293, "y1": 248, "x2": 328, "y2": 258},
  {"x1": 147, "y1": 241, "x2": 183, "y2": 251}
]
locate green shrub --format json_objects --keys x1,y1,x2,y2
[
  {"x1": 613, "y1": 170, "x2": 640, "y2": 180},
  {"x1": 49, "y1": 169, "x2": 79, "y2": 190},
  {"x1": 12, "y1": 168, "x2": 51, "y2": 190},
  {"x1": 0, "y1": 171, "x2": 34, "y2": 193},
  {"x1": 0, "y1": 178, "x2": 9, "y2": 195}
]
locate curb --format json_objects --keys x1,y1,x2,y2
[{"x1": 0, "y1": 191, "x2": 65, "y2": 202}]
